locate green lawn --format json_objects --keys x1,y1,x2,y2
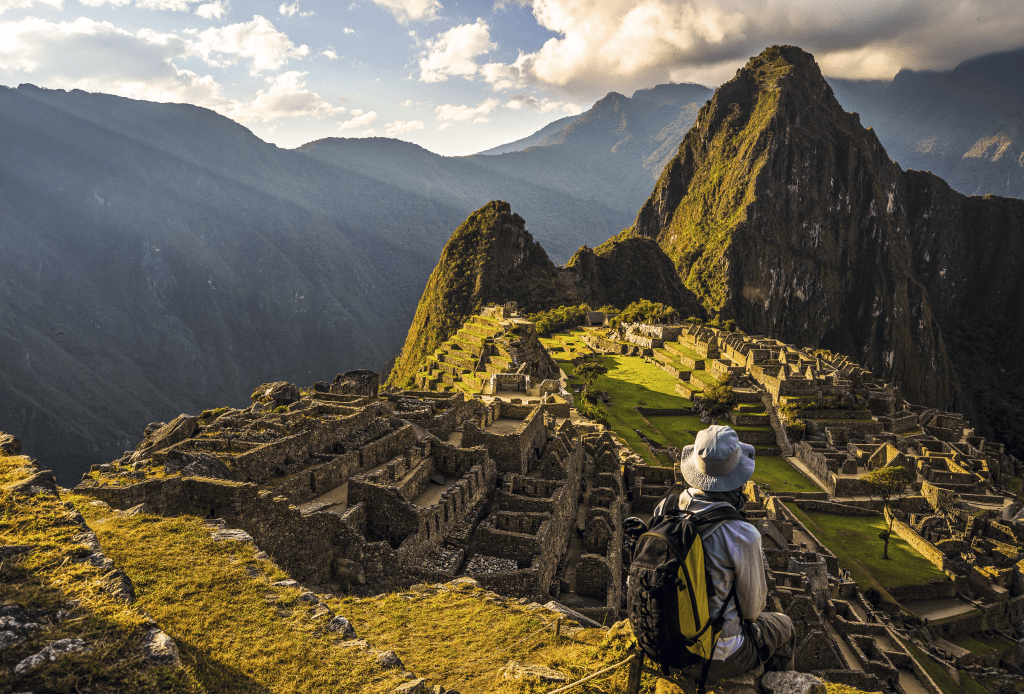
[
  {"x1": 750, "y1": 455, "x2": 819, "y2": 493},
  {"x1": 947, "y1": 632, "x2": 1017, "y2": 656},
  {"x1": 787, "y1": 506, "x2": 948, "y2": 594},
  {"x1": 572, "y1": 355, "x2": 697, "y2": 466},
  {"x1": 899, "y1": 637, "x2": 991, "y2": 694},
  {"x1": 1008, "y1": 477, "x2": 1021, "y2": 494}
]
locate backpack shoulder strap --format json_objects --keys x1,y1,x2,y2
[
  {"x1": 656, "y1": 493, "x2": 679, "y2": 517},
  {"x1": 692, "y1": 506, "x2": 745, "y2": 526}
]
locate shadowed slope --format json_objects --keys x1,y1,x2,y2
[{"x1": 632, "y1": 45, "x2": 1024, "y2": 457}]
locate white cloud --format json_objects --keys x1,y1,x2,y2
[
  {"x1": 278, "y1": 1, "x2": 313, "y2": 17},
  {"x1": 435, "y1": 98, "x2": 498, "y2": 127},
  {"x1": 195, "y1": 0, "x2": 227, "y2": 19},
  {"x1": 344, "y1": 27, "x2": 356, "y2": 34},
  {"x1": 136, "y1": 0, "x2": 192, "y2": 10},
  {"x1": 418, "y1": 18, "x2": 494, "y2": 82},
  {"x1": 336, "y1": 109, "x2": 378, "y2": 129},
  {"x1": 0, "y1": 17, "x2": 331, "y2": 127},
  {"x1": 0, "y1": 0, "x2": 62, "y2": 11},
  {"x1": 504, "y1": 94, "x2": 581, "y2": 114},
  {"x1": 399, "y1": 99, "x2": 412, "y2": 106},
  {"x1": 320, "y1": 47, "x2": 339, "y2": 59},
  {"x1": 189, "y1": 15, "x2": 309, "y2": 75},
  {"x1": 74, "y1": 0, "x2": 131, "y2": 7},
  {"x1": 225, "y1": 71, "x2": 346, "y2": 122},
  {"x1": 385, "y1": 119, "x2": 424, "y2": 135},
  {"x1": 361, "y1": 128, "x2": 376, "y2": 136},
  {"x1": 491, "y1": 0, "x2": 1024, "y2": 96},
  {"x1": 369, "y1": 0, "x2": 441, "y2": 24}
]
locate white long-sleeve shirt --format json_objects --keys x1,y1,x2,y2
[{"x1": 653, "y1": 489, "x2": 767, "y2": 660}]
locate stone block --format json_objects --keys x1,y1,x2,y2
[{"x1": 760, "y1": 672, "x2": 826, "y2": 694}]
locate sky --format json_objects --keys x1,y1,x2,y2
[{"x1": 1, "y1": 0, "x2": 1023, "y2": 156}]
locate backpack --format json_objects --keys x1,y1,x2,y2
[{"x1": 626, "y1": 494, "x2": 746, "y2": 692}]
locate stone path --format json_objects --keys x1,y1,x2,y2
[
  {"x1": 821, "y1": 617, "x2": 862, "y2": 671},
  {"x1": 902, "y1": 598, "x2": 978, "y2": 621}
]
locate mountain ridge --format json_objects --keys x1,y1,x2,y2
[{"x1": 631, "y1": 45, "x2": 1024, "y2": 456}]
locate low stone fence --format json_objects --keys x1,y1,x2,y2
[
  {"x1": 884, "y1": 507, "x2": 950, "y2": 574},
  {"x1": 635, "y1": 407, "x2": 693, "y2": 416},
  {"x1": 885, "y1": 582, "x2": 955, "y2": 603},
  {"x1": 793, "y1": 500, "x2": 881, "y2": 516}
]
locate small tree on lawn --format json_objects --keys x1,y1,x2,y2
[
  {"x1": 862, "y1": 465, "x2": 914, "y2": 559},
  {"x1": 574, "y1": 362, "x2": 608, "y2": 404}
]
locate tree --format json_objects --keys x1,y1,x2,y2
[
  {"x1": 574, "y1": 362, "x2": 608, "y2": 404},
  {"x1": 862, "y1": 465, "x2": 914, "y2": 559}
]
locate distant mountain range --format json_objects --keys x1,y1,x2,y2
[
  {"x1": 0, "y1": 80, "x2": 711, "y2": 482},
  {"x1": 830, "y1": 47, "x2": 1024, "y2": 200},
  {"x1": 2, "y1": 45, "x2": 1023, "y2": 481}
]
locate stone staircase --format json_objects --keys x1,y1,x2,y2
[{"x1": 415, "y1": 315, "x2": 509, "y2": 394}]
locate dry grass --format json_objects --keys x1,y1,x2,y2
[{"x1": 0, "y1": 455, "x2": 197, "y2": 693}]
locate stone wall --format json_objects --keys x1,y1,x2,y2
[
  {"x1": 793, "y1": 500, "x2": 881, "y2": 516},
  {"x1": 270, "y1": 451, "x2": 360, "y2": 504},
  {"x1": 576, "y1": 554, "x2": 612, "y2": 601},
  {"x1": 360, "y1": 425, "x2": 417, "y2": 470},
  {"x1": 885, "y1": 507, "x2": 950, "y2": 574},
  {"x1": 461, "y1": 404, "x2": 547, "y2": 475},
  {"x1": 75, "y1": 476, "x2": 393, "y2": 588}
]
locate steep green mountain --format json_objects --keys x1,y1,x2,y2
[
  {"x1": 387, "y1": 201, "x2": 577, "y2": 388},
  {"x1": 388, "y1": 202, "x2": 702, "y2": 388},
  {"x1": 830, "y1": 47, "x2": 1024, "y2": 200},
  {"x1": 559, "y1": 231, "x2": 704, "y2": 314},
  {"x1": 632, "y1": 45, "x2": 1024, "y2": 457}
]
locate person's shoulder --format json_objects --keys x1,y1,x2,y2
[{"x1": 723, "y1": 518, "x2": 762, "y2": 542}]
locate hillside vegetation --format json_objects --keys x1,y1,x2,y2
[{"x1": 631, "y1": 45, "x2": 1024, "y2": 460}]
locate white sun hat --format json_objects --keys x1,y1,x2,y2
[{"x1": 678, "y1": 425, "x2": 756, "y2": 492}]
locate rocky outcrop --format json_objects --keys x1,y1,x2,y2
[
  {"x1": 559, "y1": 231, "x2": 704, "y2": 317},
  {"x1": 388, "y1": 201, "x2": 580, "y2": 388},
  {"x1": 631, "y1": 45, "x2": 1024, "y2": 458}
]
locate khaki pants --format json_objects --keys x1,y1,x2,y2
[{"x1": 655, "y1": 612, "x2": 795, "y2": 694}]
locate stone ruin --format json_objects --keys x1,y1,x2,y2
[{"x1": 75, "y1": 367, "x2": 628, "y2": 624}]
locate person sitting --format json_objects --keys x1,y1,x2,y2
[{"x1": 656, "y1": 425, "x2": 795, "y2": 686}]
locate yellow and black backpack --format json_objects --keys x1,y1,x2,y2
[{"x1": 626, "y1": 495, "x2": 745, "y2": 693}]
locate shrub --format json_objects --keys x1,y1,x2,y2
[
  {"x1": 273, "y1": 405, "x2": 288, "y2": 414},
  {"x1": 863, "y1": 586, "x2": 883, "y2": 606},
  {"x1": 528, "y1": 303, "x2": 591, "y2": 335},
  {"x1": 614, "y1": 299, "x2": 679, "y2": 326},
  {"x1": 701, "y1": 381, "x2": 735, "y2": 416}
]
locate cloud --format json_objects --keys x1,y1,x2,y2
[
  {"x1": 418, "y1": 18, "x2": 494, "y2": 82},
  {"x1": 336, "y1": 109, "x2": 378, "y2": 129},
  {"x1": 369, "y1": 0, "x2": 441, "y2": 24},
  {"x1": 0, "y1": 17, "x2": 329, "y2": 126},
  {"x1": 189, "y1": 15, "x2": 309, "y2": 75},
  {"x1": 435, "y1": 98, "x2": 498, "y2": 128},
  {"x1": 195, "y1": 0, "x2": 227, "y2": 19},
  {"x1": 344, "y1": 27, "x2": 356, "y2": 34},
  {"x1": 399, "y1": 99, "x2": 412, "y2": 106},
  {"x1": 278, "y1": 1, "x2": 313, "y2": 17},
  {"x1": 504, "y1": 94, "x2": 581, "y2": 114},
  {"x1": 0, "y1": 0, "x2": 62, "y2": 11},
  {"x1": 361, "y1": 128, "x2": 376, "y2": 136},
  {"x1": 225, "y1": 71, "x2": 346, "y2": 122},
  {"x1": 384, "y1": 119, "x2": 424, "y2": 135},
  {"x1": 320, "y1": 47, "x2": 339, "y2": 59},
  {"x1": 135, "y1": 0, "x2": 193, "y2": 10},
  {"x1": 73, "y1": 0, "x2": 131, "y2": 7},
  {"x1": 486, "y1": 0, "x2": 1024, "y2": 96}
]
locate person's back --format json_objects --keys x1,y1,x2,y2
[{"x1": 649, "y1": 426, "x2": 795, "y2": 689}]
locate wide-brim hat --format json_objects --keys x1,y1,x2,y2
[{"x1": 679, "y1": 425, "x2": 755, "y2": 492}]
